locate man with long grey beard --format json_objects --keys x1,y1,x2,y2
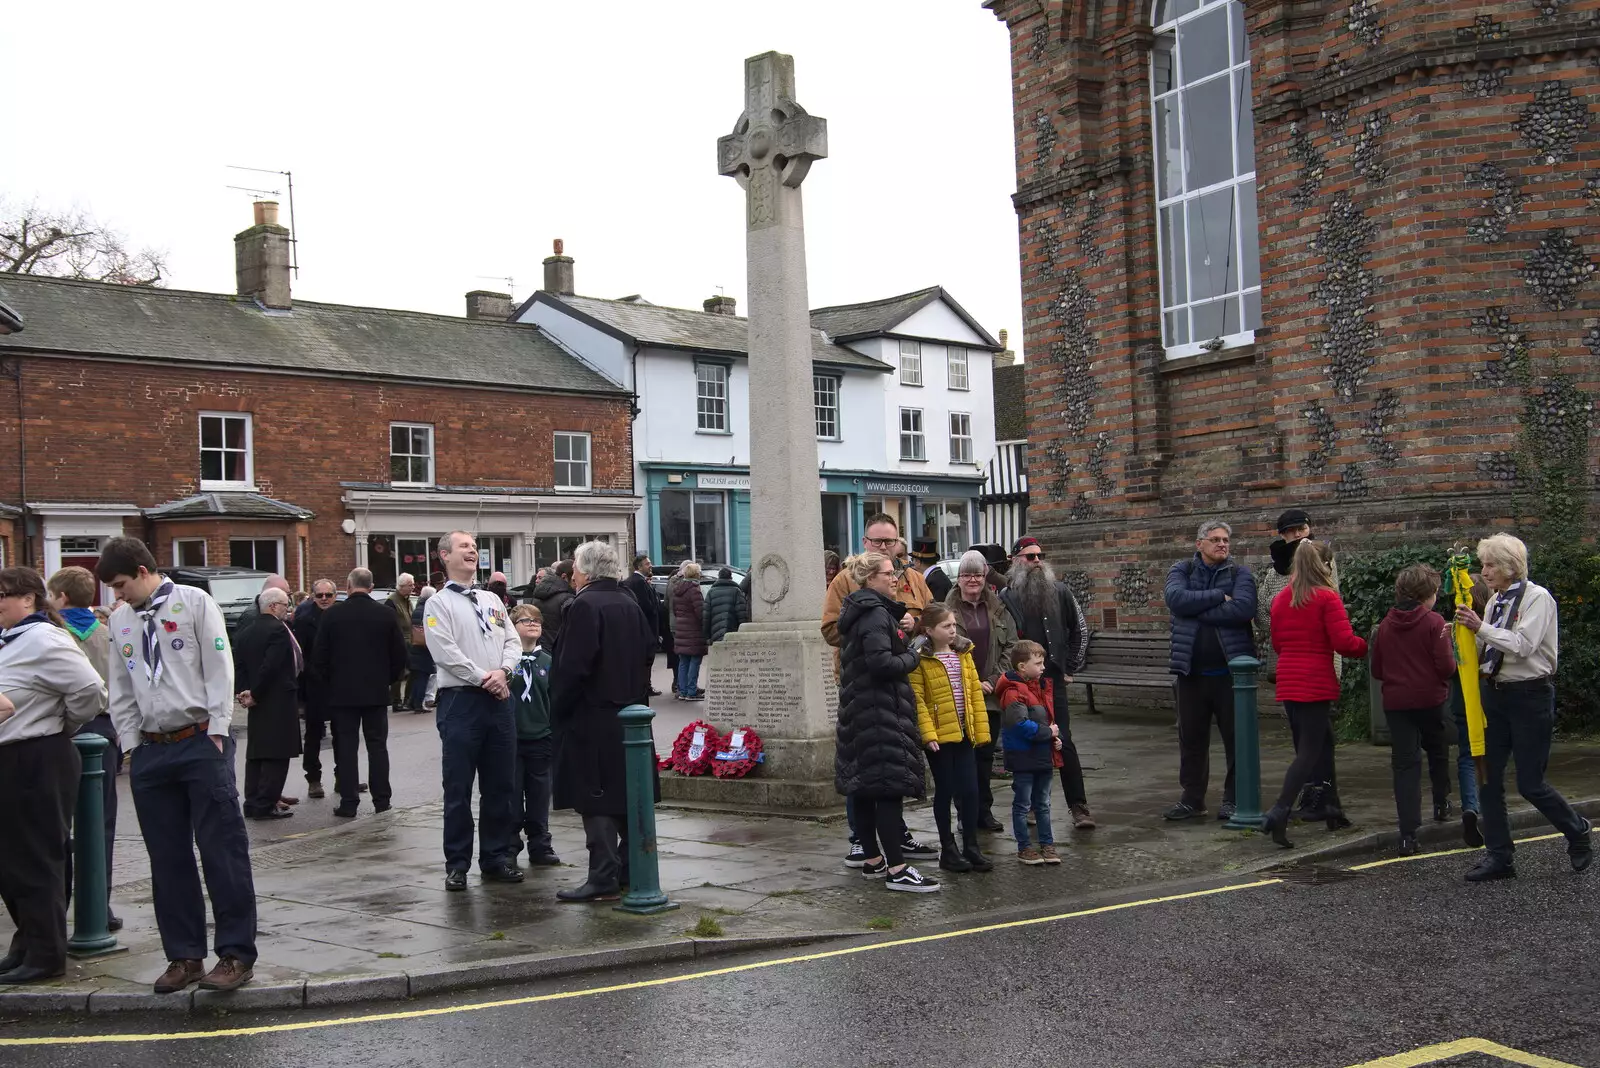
[{"x1": 1000, "y1": 536, "x2": 1095, "y2": 830}]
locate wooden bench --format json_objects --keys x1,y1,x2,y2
[{"x1": 1073, "y1": 631, "x2": 1176, "y2": 715}]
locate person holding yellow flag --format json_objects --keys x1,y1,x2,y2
[{"x1": 1454, "y1": 533, "x2": 1592, "y2": 882}]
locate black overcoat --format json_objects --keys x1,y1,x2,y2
[
  {"x1": 834, "y1": 588, "x2": 924, "y2": 801},
  {"x1": 233, "y1": 617, "x2": 303, "y2": 761}
]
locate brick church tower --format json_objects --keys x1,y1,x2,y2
[{"x1": 984, "y1": 0, "x2": 1598, "y2": 626}]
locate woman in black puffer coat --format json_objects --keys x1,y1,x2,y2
[{"x1": 835, "y1": 552, "x2": 939, "y2": 892}]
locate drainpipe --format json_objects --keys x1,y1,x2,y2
[{"x1": 1, "y1": 357, "x2": 27, "y2": 567}]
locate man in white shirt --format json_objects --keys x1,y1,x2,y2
[
  {"x1": 423, "y1": 531, "x2": 524, "y2": 892},
  {"x1": 1455, "y1": 532, "x2": 1590, "y2": 881},
  {"x1": 97, "y1": 537, "x2": 256, "y2": 994}
]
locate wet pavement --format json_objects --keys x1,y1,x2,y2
[
  {"x1": 3, "y1": 834, "x2": 1595, "y2": 1066},
  {"x1": 4, "y1": 656, "x2": 1597, "y2": 1009}
]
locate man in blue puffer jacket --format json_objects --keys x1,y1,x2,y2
[{"x1": 1163, "y1": 519, "x2": 1257, "y2": 823}]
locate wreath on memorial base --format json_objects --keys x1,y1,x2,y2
[
  {"x1": 711, "y1": 726, "x2": 764, "y2": 779},
  {"x1": 665, "y1": 720, "x2": 722, "y2": 776}
]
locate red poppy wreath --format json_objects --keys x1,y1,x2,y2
[
  {"x1": 711, "y1": 726, "x2": 764, "y2": 779},
  {"x1": 666, "y1": 720, "x2": 722, "y2": 776}
]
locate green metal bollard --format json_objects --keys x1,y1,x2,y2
[
  {"x1": 1224, "y1": 655, "x2": 1267, "y2": 831},
  {"x1": 68, "y1": 733, "x2": 118, "y2": 956},
  {"x1": 615, "y1": 704, "x2": 678, "y2": 916}
]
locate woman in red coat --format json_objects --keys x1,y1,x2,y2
[{"x1": 1264, "y1": 540, "x2": 1368, "y2": 847}]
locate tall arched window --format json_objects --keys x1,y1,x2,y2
[{"x1": 1152, "y1": 0, "x2": 1262, "y2": 357}]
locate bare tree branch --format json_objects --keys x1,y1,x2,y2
[{"x1": 0, "y1": 200, "x2": 167, "y2": 285}]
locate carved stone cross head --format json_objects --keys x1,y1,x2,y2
[{"x1": 717, "y1": 52, "x2": 828, "y2": 227}]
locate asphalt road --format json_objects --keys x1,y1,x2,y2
[{"x1": 10, "y1": 832, "x2": 1595, "y2": 1068}]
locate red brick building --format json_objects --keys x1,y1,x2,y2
[
  {"x1": 985, "y1": 0, "x2": 1598, "y2": 624},
  {"x1": 0, "y1": 204, "x2": 638, "y2": 597}
]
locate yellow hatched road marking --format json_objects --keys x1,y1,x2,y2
[{"x1": 1344, "y1": 1035, "x2": 1587, "y2": 1067}]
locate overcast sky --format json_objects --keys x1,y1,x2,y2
[{"x1": 6, "y1": 1, "x2": 1025, "y2": 352}]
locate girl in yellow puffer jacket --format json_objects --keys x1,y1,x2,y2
[{"x1": 909, "y1": 604, "x2": 993, "y2": 874}]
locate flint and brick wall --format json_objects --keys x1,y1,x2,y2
[{"x1": 987, "y1": 0, "x2": 1599, "y2": 627}]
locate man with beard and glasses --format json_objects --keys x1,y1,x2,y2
[
  {"x1": 999, "y1": 537, "x2": 1094, "y2": 830},
  {"x1": 1255, "y1": 508, "x2": 1344, "y2": 823}
]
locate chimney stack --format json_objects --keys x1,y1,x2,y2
[
  {"x1": 465, "y1": 291, "x2": 514, "y2": 320},
  {"x1": 235, "y1": 201, "x2": 292, "y2": 310},
  {"x1": 993, "y1": 327, "x2": 1016, "y2": 367},
  {"x1": 703, "y1": 295, "x2": 737, "y2": 316},
  {"x1": 543, "y1": 238, "x2": 575, "y2": 296}
]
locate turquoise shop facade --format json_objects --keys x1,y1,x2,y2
[{"x1": 641, "y1": 462, "x2": 985, "y2": 568}]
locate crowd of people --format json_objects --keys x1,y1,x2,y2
[{"x1": 0, "y1": 507, "x2": 1588, "y2": 990}]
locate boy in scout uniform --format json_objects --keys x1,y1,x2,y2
[{"x1": 98, "y1": 537, "x2": 257, "y2": 994}]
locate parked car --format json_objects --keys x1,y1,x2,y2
[
  {"x1": 166, "y1": 567, "x2": 273, "y2": 634},
  {"x1": 648, "y1": 563, "x2": 748, "y2": 605}
]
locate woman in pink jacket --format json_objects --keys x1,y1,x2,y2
[{"x1": 1264, "y1": 540, "x2": 1368, "y2": 848}]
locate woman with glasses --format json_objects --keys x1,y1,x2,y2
[
  {"x1": 834, "y1": 552, "x2": 939, "y2": 892},
  {"x1": 0, "y1": 567, "x2": 108, "y2": 983},
  {"x1": 945, "y1": 549, "x2": 1017, "y2": 832}
]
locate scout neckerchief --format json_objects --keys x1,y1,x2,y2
[
  {"x1": 61, "y1": 606, "x2": 101, "y2": 642},
  {"x1": 445, "y1": 581, "x2": 491, "y2": 634},
  {"x1": 517, "y1": 647, "x2": 542, "y2": 703},
  {"x1": 1480, "y1": 580, "x2": 1527, "y2": 678},
  {"x1": 0, "y1": 611, "x2": 50, "y2": 647},
  {"x1": 137, "y1": 581, "x2": 176, "y2": 686}
]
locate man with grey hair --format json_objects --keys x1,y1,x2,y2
[
  {"x1": 312, "y1": 568, "x2": 407, "y2": 818},
  {"x1": 387, "y1": 574, "x2": 417, "y2": 710},
  {"x1": 550, "y1": 540, "x2": 656, "y2": 901},
  {"x1": 233, "y1": 586, "x2": 303, "y2": 819},
  {"x1": 424, "y1": 531, "x2": 524, "y2": 890},
  {"x1": 1163, "y1": 519, "x2": 1257, "y2": 822},
  {"x1": 237, "y1": 573, "x2": 293, "y2": 632},
  {"x1": 293, "y1": 578, "x2": 339, "y2": 797}
]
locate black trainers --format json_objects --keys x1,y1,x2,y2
[
  {"x1": 1462, "y1": 808, "x2": 1484, "y2": 848},
  {"x1": 1398, "y1": 836, "x2": 1421, "y2": 856},
  {"x1": 1163, "y1": 801, "x2": 1205, "y2": 821},
  {"x1": 885, "y1": 865, "x2": 941, "y2": 893},
  {"x1": 1217, "y1": 801, "x2": 1237, "y2": 822},
  {"x1": 1570, "y1": 819, "x2": 1593, "y2": 873},
  {"x1": 902, "y1": 835, "x2": 938, "y2": 859},
  {"x1": 1433, "y1": 799, "x2": 1454, "y2": 823},
  {"x1": 1464, "y1": 857, "x2": 1515, "y2": 883},
  {"x1": 860, "y1": 857, "x2": 888, "y2": 878},
  {"x1": 844, "y1": 842, "x2": 866, "y2": 868}
]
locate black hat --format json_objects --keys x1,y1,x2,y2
[
  {"x1": 1276, "y1": 508, "x2": 1311, "y2": 533},
  {"x1": 909, "y1": 538, "x2": 939, "y2": 563}
]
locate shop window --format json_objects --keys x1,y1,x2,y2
[
  {"x1": 949, "y1": 412, "x2": 973, "y2": 464},
  {"x1": 476, "y1": 536, "x2": 515, "y2": 580},
  {"x1": 554, "y1": 431, "x2": 591, "y2": 490},
  {"x1": 922, "y1": 500, "x2": 972, "y2": 561},
  {"x1": 658, "y1": 489, "x2": 727, "y2": 565},
  {"x1": 199, "y1": 412, "x2": 253, "y2": 489},
  {"x1": 390, "y1": 423, "x2": 434, "y2": 486},
  {"x1": 534, "y1": 534, "x2": 609, "y2": 571},
  {"x1": 230, "y1": 538, "x2": 280, "y2": 573},
  {"x1": 899, "y1": 408, "x2": 925, "y2": 461},
  {"x1": 173, "y1": 538, "x2": 207, "y2": 566},
  {"x1": 696, "y1": 362, "x2": 729, "y2": 432}
]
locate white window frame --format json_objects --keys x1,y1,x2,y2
[
  {"x1": 899, "y1": 340, "x2": 923, "y2": 386},
  {"x1": 947, "y1": 346, "x2": 970, "y2": 391},
  {"x1": 899, "y1": 407, "x2": 926, "y2": 461},
  {"x1": 198, "y1": 412, "x2": 254, "y2": 490},
  {"x1": 949, "y1": 412, "x2": 974, "y2": 464},
  {"x1": 554, "y1": 431, "x2": 592, "y2": 491},
  {"x1": 389, "y1": 422, "x2": 435, "y2": 487},
  {"x1": 696, "y1": 361, "x2": 729, "y2": 433},
  {"x1": 813, "y1": 374, "x2": 841, "y2": 441},
  {"x1": 228, "y1": 537, "x2": 283, "y2": 573},
  {"x1": 172, "y1": 538, "x2": 208, "y2": 566},
  {"x1": 1151, "y1": 0, "x2": 1262, "y2": 359}
]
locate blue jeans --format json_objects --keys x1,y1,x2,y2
[
  {"x1": 1448, "y1": 677, "x2": 1480, "y2": 814},
  {"x1": 675, "y1": 655, "x2": 702, "y2": 696},
  {"x1": 1480, "y1": 678, "x2": 1586, "y2": 864},
  {"x1": 130, "y1": 733, "x2": 257, "y2": 965},
  {"x1": 1011, "y1": 769, "x2": 1053, "y2": 848},
  {"x1": 436, "y1": 686, "x2": 517, "y2": 872}
]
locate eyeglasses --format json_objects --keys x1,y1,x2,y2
[
  {"x1": 313, "y1": 593, "x2": 335, "y2": 600},
  {"x1": 1017, "y1": 552, "x2": 1044, "y2": 561},
  {"x1": 1202, "y1": 537, "x2": 1230, "y2": 545},
  {"x1": 864, "y1": 537, "x2": 899, "y2": 548},
  {"x1": 875, "y1": 568, "x2": 895, "y2": 578},
  {"x1": 0, "y1": 590, "x2": 20, "y2": 599},
  {"x1": 958, "y1": 573, "x2": 985, "y2": 581}
]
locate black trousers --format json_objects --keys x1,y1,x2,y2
[
  {"x1": 242, "y1": 759, "x2": 291, "y2": 817},
  {"x1": 302, "y1": 689, "x2": 342, "y2": 788},
  {"x1": 1177, "y1": 673, "x2": 1237, "y2": 807},
  {"x1": 0, "y1": 732, "x2": 80, "y2": 972},
  {"x1": 581, "y1": 813, "x2": 629, "y2": 889},
  {"x1": 854, "y1": 796, "x2": 908, "y2": 868},
  {"x1": 927, "y1": 740, "x2": 980, "y2": 842},
  {"x1": 1048, "y1": 671, "x2": 1087, "y2": 806},
  {"x1": 1480, "y1": 679, "x2": 1586, "y2": 864},
  {"x1": 513, "y1": 737, "x2": 554, "y2": 857},
  {"x1": 1273, "y1": 700, "x2": 1337, "y2": 814},
  {"x1": 1387, "y1": 702, "x2": 1451, "y2": 836},
  {"x1": 331, "y1": 705, "x2": 390, "y2": 806}
]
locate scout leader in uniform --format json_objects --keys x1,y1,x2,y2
[{"x1": 97, "y1": 537, "x2": 258, "y2": 994}]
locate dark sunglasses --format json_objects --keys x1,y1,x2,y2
[
  {"x1": 1017, "y1": 552, "x2": 1044, "y2": 561},
  {"x1": 313, "y1": 593, "x2": 336, "y2": 600}
]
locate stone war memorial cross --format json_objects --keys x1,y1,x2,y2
[{"x1": 684, "y1": 51, "x2": 837, "y2": 809}]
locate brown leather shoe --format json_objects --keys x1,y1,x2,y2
[
  {"x1": 198, "y1": 956, "x2": 254, "y2": 992},
  {"x1": 154, "y1": 959, "x2": 204, "y2": 994}
]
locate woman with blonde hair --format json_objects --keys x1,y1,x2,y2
[
  {"x1": 1455, "y1": 533, "x2": 1590, "y2": 880},
  {"x1": 1263, "y1": 540, "x2": 1368, "y2": 848}
]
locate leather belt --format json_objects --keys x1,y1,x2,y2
[
  {"x1": 140, "y1": 719, "x2": 211, "y2": 744},
  {"x1": 1485, "y1": 675, "x2": 1551, "y2": 690}
]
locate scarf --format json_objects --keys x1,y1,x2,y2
[
  {"x1": 0, "y1": 611, "x2": 50, "y2": 647},
  {"x1": 446, "y1": 581, "x2": 492, "y2": 634},
  {"x1": 137, "y1": 581, "x2": 176, "y2": 686},
  {"x1": 1480, "y1": 581, "x2": 1527, "y2": 678},
  {"x1": 517, "y1": 647, "x2": 542, "y2": 703},
  {"x1": 61, "y1": 606, "x2": 101, "y2": 642}
]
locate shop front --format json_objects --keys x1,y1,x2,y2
[
  {"x1": 860, "y1": 476, "x2": 984, "y2": 561},
  {"x1": 643, "y1": 465, "x2": 867, "y2": 569}
]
